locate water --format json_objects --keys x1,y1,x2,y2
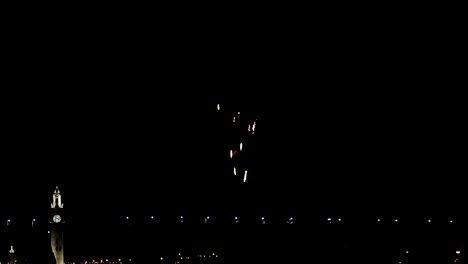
[{"x1": 1, "y1": 215, "x2": 466, "y2": 263}]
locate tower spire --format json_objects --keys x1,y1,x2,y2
[
  {"x1": 51, "y1": 186, "x2": 64, "y2": 209},
  {"x1": 8, "y1": 245, "x2": 15, "y2": 264}
]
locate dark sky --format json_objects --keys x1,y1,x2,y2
[
  {"x1": 1, "y1": 87, "x2": 465, "y2": 219},
  {"x1": 0, "y1": 18, "x2": 464, "y2": 220}
]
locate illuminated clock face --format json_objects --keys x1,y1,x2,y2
[{"x1": 53, "y1": 214, "x2": 61, "y2": 223}]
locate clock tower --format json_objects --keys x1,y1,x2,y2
[
  {"x1": 50, "y1": 186, "x2": 64, "y2": 264},
  {"x1": 8, "y1": 245, "x2": 15, "y2": 264}
]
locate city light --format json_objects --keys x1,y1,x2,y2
[
  {"x1": 4, "y1": 215, "x2": 467, "y2": 225},
  {"x1": 2, "y1": 212, "x2": 465, "y2": 262}
]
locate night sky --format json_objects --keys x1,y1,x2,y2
[
  {"x1": 0, "y1": 16, "x2": 464, "y2": 226},
  {"x1": 0, "y1": 18, "x2": 466, "y2": 262},
  {"x1": 1, "y1": 87, "x2": 465, "y2": 220}
]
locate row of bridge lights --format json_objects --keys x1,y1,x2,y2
[
  {"x1": 4, "y1": 217, "x2": 457, "y2": 225},
  {"x1": 376, "y1": 218, "x2": 455, "y2": 223},
  {"x1": 6, "y1": 219, "x2": 36, "y2": 227},
  {"x1": 123, "y1": 216, "x2": 290, "y2": 224},
  {"x1": 120, "y1": 216, "x2": 456, "y2": 224}
]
